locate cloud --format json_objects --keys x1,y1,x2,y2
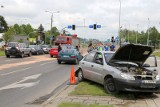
[{"x1": 1, "y1": 0, "x2": 160, "y2": 40}]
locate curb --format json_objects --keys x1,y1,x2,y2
[{"x1": 42, "y1": 84, "x2": 70, "y2": 107}]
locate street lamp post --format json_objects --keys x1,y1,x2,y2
[
  {"x1": 45, "y1": 11, "x2": 60, "y2": 45},
  {"x1": 136, "y1": 24, "x2": 139, "y2": 44},
  {"x1": 118, "y1": 0, "x2": 121, "y2": 47},
  {"x1": 147, "y1": 18, "x2": 150, "y2": 46}
]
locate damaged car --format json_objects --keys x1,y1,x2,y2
[{"x1": 75, "y1": 44, "x2": 160, "y2": 94}]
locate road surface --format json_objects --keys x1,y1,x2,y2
[{"x1": 0, "y1": 55, "x2": 77, "y2": 107}]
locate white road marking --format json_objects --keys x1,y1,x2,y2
[
  {"x1": 0, "y1": 73, "x2": 41, "y2": 91},
  {"x1": 0, "y1": 67, "x2": 32, "y2": 76},
  {"x1": 5, "y1": 59, "x2": 16, "y2": 62},
  {"x1": 40, "y1": 61, "x2": 54, "y2": 66}
]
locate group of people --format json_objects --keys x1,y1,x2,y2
[{"x1": 87, "y1": 42, "x2": 115, "y2": 53}]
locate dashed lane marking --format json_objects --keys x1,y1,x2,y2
[{"x1": 0, "y1": 67, "x2": 32, "y2": 76}]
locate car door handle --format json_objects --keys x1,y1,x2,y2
[
  {"x1": 82, "y1": 62, "x2": 84, "y2": 64},
  {"x1": 91, "y1": 65, "x2": 94, "y2": 67}
]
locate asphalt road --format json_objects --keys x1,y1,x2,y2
[{"x1": 0, "y1": 55, "x2": 78, "y2": 107}]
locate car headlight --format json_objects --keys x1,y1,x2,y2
[
  {"x1": 120, "y1": 73, "x2": 135, "y2": 80},
  {"x1": 156, "y1": 75, "x2": 160, "y2": 81}
]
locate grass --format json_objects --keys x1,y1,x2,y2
[
  {"x1": 153, "y1": 52, "x2": 160, "y2": 57},
  {"x1": 58, "y1": 102, "x2": 113, "y2": 107},
  {"x1": 70, "y1": 80, "x2": 135, "y2": 100},
  {"x1": 0, "y1": 50, "x2": 5, "y2": 56},
  {"x1": 70, "y1": 81, "x2": 108, "y2": 96}
]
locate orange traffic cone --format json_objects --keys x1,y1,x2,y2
[{"x1": 70, "y1": 66, "x2": 77, "y2": 85}]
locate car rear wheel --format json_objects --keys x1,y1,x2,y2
[
  {"x1": 28, "y1": 52, "x2": 32, "y2": 57},
  {"x1": 104, "y1": 78, "x2": 118, "y2": 94},
  {"x1": 6, "y1": 55, "x2": 10, "y2": 58},
  {"x1": 21, "y1": 52, "x2": 24, "y2": 58},
  {"x1": 58, "y1": 60, "x2": 61, "y2": 64},
  {"x1": 50, "y1": 55, "x2": 53, "y2": 58},
  {"x1": 77, "y1": 69, "x2": 84, "y2": 82}
]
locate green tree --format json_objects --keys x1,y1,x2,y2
[
  {"x1": 0, "y1": 15, "x2": 8, "y2": 33},
  {"x1": 13, "y1": 24, "x2": 21, "y2": 34},
  {"x1": 3, "y1": 27, "x2": 14, "y2": 44}
]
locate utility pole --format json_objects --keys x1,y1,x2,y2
[
  {"x1": 136, "y1": 24, "x2": 139, "y2": 44},
  {"x1": 147, "y1": 18, "x2": 150, "y2": 46}
]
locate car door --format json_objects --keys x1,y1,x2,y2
[
  {"x1": 81, "y1": 51, "x2": 96, "y2": 80},
  {"x1": 144, "y1": 55, "x2": 158, "y2": 73},
  {"x1": 89, "y1": 52, "x2": 104, "y2": 83}
]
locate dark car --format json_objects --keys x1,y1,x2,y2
[
  {"x1": 57, "y1": 49, "x2": 83, "y2": 64},
  {"x1": 75, "y1": 44, "x2": 160, "y2": 94},
  {"x1": 29, "y1": 45, "x2": 44, "y2": 55},
  {"x1": 5, "y1": 42, "x2": 31, "y2": 58},
  {"x1": 40, "y1": 45, "x2": 51, "y2": 54}
]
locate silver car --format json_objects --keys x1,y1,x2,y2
[{"x1": 75, "y1": 44, "x2": 160, "y2": 94}]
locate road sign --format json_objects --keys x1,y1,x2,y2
[
  {"x1": 50, "y1": 36, "x2": 53, "y2": 40},
  {"x1": 89, "y1": 25, "x2": 93, "y2": 28},
  {"x1": 97, "y1": 25, "x2": 101, "y2": 28},
  {"x1": 68, "y1": 25, "x2": 72, "y2": 29}
]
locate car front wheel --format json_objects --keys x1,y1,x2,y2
[
  {"x1": 58, "y1": 60, "x2": 61, "y2": 64},
  {"x1": 104, "y1": 78, "x2": 118, "y2": 94},
  {"x1": 77, "y1": 69, "x2": 84, "y2": 82},
  {"x1": 6, "y1": 55, "x2": 10, "y2": 58}
]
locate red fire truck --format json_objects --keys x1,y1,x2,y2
[{"x1": 54, "y1": 34, "x2": 79, "y2": 47}]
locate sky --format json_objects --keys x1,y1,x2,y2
[{"x1": 0, "y1": 0, "x2": 160, "y2": 40}]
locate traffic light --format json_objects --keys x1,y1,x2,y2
[
  {"x1": 72, "y1": 25, "x2": 75, "y2": 30},
  {"x1": 111, "y1": 36, "x2": 115, "y2": 43},
  {"x1": 93, "y1": 24, "x2": 97, "y2": 30}
]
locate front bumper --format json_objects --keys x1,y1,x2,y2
[
  {"x1": 57, "y1": 57, "x2": 76, "y2": 63},
  {"x1": 115, "y1": 78, "x2": 160, "y2": 92}
]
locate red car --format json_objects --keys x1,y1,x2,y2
[{"x1": 49, "y1": 46, "x2": 58, "y2": 57}]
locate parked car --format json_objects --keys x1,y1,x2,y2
[
  {"x1": 75, "y1": 44, "x2": 160, "y2": 94},
  {"x1": 29, "y1": 45, "x2": 44, "y2": 55},
  {"x1": 5, "y1": 42, "x2": 31, "y2": 58},
  {"x1": 40, "y1": 45, "x2": 51, "y2": 54},
  {"x1": 57, "y1": 49, "x2": 83, "y2": 64},
  {"x1": 49, "y1": 46, "x2": 58, "y2": 57}
]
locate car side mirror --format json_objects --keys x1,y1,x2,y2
[{"x1": 143, "y1": 63, "x2": 150, "y2": 67}]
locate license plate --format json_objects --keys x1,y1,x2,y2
[
  {"x1": 63, "y1": 55, "x2": 69, "y2": 57},
  {"x1": 140, "y1": 80, "x2": 156, "y2": 88}
]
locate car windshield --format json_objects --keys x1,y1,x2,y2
[
  {"x1": 61, "y1": 49, "x2": 75, "y2": 54},
  {"x1": 41, "y1": 45, "x2": 49, "y2": 48},
  {"x1": 52, "y1": 46, "x2": 58, "y2": 48},
  {"x1": 57, "y1": 37, "x2": 67, "y2": 42},
  {"x1": 8, "y1": 42, "x2": 18, "y2": 47},
  {"x1": 104, "y1": 53, "x2": 114, "y2": 63},
  {"x1": 29, "y1": 45, "x2": 35, "y2": 48}
]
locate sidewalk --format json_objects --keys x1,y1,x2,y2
[{"x1": 43, "y1": 84, "x2": 160, "y2": 107}]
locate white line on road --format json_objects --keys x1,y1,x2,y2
[
  {"x1": 0, "y1": 73, "x2": 41, "y2": 91},
  {"x1": 40, "y1": 61, "x2": 54, "y2": 66},
  {"x1": 5, "y1": 59, "x2": 16, "y2": 62},
  {"x1": 0, "y1": 67, "x2": 32, "y2": 76}
]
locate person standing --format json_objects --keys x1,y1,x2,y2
[{"x1": 58, "y1": 43, "x2": 62, "y2": 52}]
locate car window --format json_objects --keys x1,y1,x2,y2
[
  {"x1": 104, "y1": 53, "x2": 114, "y2": 63},
  {"x1": 94, "y1": 52, "x2": 103, "y2": 64},
  {"x1": 61, "y1": 49, "x2": 75, "y2": 54},
  {"x1": 8, "y1": 42, "x2": 18, "y2": 47},
  {"x1": 84, "y1": 51, "x2": 96, "y2": 62},
  {"x1": 144, "y1": 56, "x2": 157, "y2": 67}
]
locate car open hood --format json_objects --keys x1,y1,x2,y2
[{"x1": 109, "y1": 44, "x2": 154, "y2": 66}]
